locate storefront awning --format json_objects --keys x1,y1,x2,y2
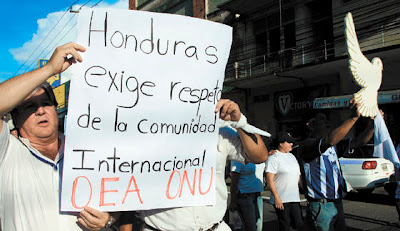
[{"x1": 313, "y1": 89, "x2": 400, "y2": 109}]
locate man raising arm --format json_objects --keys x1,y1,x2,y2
[
  {"x1": 298, "y1": 100, "x2": 374, "y2": 231},
  {"x1": 0, "y1": 43, "x2": 117, "y2": 231}
]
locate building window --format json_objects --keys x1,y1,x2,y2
[
  {"x1": 253, "y1": 17, "x2": 268, "y2": 56},
  {"x1": 170, "y1": 1, "x2": 193, "y2": 16},
  {"x1": 267, "y1": 13, "x2": 280, "y2": 56},
  {"x1": 269, "y1": 28, "x2": 280, "y2": 55},
  {"x1": 307, "y1": 0, "x2": 334, "y2": 60},
  {"x1": 137, "y1": 0, "x2": 150, "y2": 8},
  {"x1": 249, "y1": 7, "x2": 296, "y2": 67},
  {"x1": 284, "y1": 23, "x2": 295, "y2": 48},
  {"x1": 208, "y1": 0, "x2": 230, "y2": 15},
  {"x1": 139, "y1": 0, "x2": 193, "y2": 15}
]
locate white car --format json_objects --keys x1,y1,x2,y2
[{"x1": 339, "y1": 157, "x2": 394, "y2": 194}]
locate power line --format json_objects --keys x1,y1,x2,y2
[
  {"x1": 43, "y1": 22, "x2": 78, "y2": 59},
  {"x1": 21, "y1": 13, "x2": 78, "y2": 74},
  {"x1": 12, "y1": 0, "x2": 80, "y2": 77},
  {"x1": 21, "y1": 0, "x2": 96, "y2": 74},
  {"x1": 91, "y1": 0, "x2": 103, "y2": 8},
  {"x1": 37, "y1": 0, "x2": 103, "y2": 65}
]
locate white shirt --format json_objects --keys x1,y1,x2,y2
[
  {"x1": 140, "y1": 127, "x2": 246, "y2": 231},
  {"x1": 266, "y1": 151, "x2": 301, "y2": 204},
  {"x1": 231, "y1": 161, "x2": 265, "y2": 193},
  {"x1": 0, "y1": 121, "x2": 82, "y2": 231}
]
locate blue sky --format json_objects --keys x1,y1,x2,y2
[{"x1": 0, "y1": 0, "x2": 128, "y2": 83}]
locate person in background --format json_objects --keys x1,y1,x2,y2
[
  {"x1": 0, "y1": 43, "x2": 117, "y2": 230},
  {"x1": 395, "y1": 144, "x2": 400, "y2": 225},
  {"x1": 118, "y1": 211, "x2": 142, "y2": 231},
  {"x1": 119, "y1": 212, "x2": 134, "y2": 231},
  {"x1": 139, "y1": 99, "x2": 269, "y2": 231},
  {"x1": 229, "y1": 159, "x2": 265, "y2": 231},
  {"x1": 266, "y1": 131, "x2": 303, "y2": 231},
  {"x1": 297, "y1": 101, "x2": 374, "y2": 231}
]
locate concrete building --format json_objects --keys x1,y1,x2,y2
[
  {"x1": 219, "y1": 0, "x2": 400, "y2": 145},
  {"x1": 130, "y1": 0, "x2": 233, "y2": 19},
  {"x1": 131, "y1": 0, "x2": 400, "y2": 146}
]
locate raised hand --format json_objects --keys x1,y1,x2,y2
[
  {"x1": 46, "y1": 42, "x2": 86, "y2": 76},
  {"x1": 214, "y1": 99, "x2": 241, "y2": 122}
]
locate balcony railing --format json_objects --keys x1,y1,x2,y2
[
  {"x1": 225, "y1": 41, "x2": 337, "y2": 81},
  {"x1": 225, "y1": 26, "x2": 400, "y2": 81}
]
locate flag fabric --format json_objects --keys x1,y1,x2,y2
[
  {"x1": 373, "y1": 113, "x2": 400, "y2": 168},
  {"x1": 396, "y1": 144, "x2": 400, "y2": 157}
]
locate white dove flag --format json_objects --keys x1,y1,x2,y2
[
  {"x1": 219, "y1": 114, "x2": 271, "y2": 137},
  {"x1": 345, "y1": 12, "x2": 383, "y2": 117}
]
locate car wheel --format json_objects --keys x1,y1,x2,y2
[{"x1": 357, "y1": 188, "x2": 374, "y2": 195}]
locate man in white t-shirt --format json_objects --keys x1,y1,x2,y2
[
  {"x1": 0, "y1": 43, "x2": 116, "y2": 231},
  {"x1": 230, "y1": 160, "x2": 265, "y2": 231}
]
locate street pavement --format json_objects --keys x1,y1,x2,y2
[
  {"x1": 256, "y1": 188, "x2": 400, "y2": 231},
  {"x1": 123, "y1": 186, "x2": 399, "y2": 231}
]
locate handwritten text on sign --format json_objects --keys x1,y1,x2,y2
[{"x1": 61, "y1": 9, "x2": 232, "y2": 211}]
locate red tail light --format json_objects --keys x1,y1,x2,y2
[{"x1": 362, "y1": 161, "x2": 377, "y2": 169}]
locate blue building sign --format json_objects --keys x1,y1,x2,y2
[{"x1": 38, "y1": 59, "x2": 61, "y2": 88}]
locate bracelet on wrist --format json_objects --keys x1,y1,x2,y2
[{"x1": 105, "y1": 215, "x2": 116, "y2": 228}]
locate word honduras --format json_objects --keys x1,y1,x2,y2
[{"x1": 87, "y1": 11, "x2": 219, "y2": 64}]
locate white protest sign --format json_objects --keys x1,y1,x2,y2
[{"x1": 60, "y1": 8, "x2": 232, "y2": 212}]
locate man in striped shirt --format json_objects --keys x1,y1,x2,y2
[{"x1": 297, "y1": 102, "x2": 374, "y2": 231}]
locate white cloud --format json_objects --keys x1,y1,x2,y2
[
  {"x1": 97, "y1": 0, "x2": 128, "y2": 9},
  {"x1": 10, "y1": 0, "x2": 128, "y2": 82}
]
